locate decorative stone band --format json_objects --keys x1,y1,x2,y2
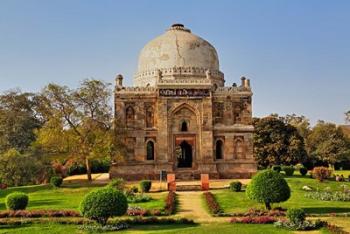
[
  {"x1": 134, "y1": 66, "x2": 224, "y2": 86},
  {"x1": 115, "y1": 86, "x2": 251, "y2": 95},
  {"x1": 214, "y1": 86, "x2": 252, "y2": 94}
]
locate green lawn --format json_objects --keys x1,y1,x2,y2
[
  {"x1": 0, "y1": 184, "x2": 166, "y2": 211},
  {"x1": 214, "y1": 175, "x2": 350, "y2": 214},
  {"x1": 0, "y1": 223, "x2": 295, "y2": 234}
]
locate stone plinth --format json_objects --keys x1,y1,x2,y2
[
  {"x1": 201, "y1": 174, "x2": 209, "y2": 191},
  {"x1": 167, "y1": 173, "x2": 176, "y2": 191}
]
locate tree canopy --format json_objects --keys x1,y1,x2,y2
[
  {"x1": 253, "y1": 116, "x2": 307, "y2": 167},
  {"x1": 35, "y1": 79, "x2": 125, "y2": 181},
  {"x1": 306, "y1": 121, "x2": 350, "y2": 167},
  {"x1": 0, "y1": 90, "x2": 42, "y2": 152}
]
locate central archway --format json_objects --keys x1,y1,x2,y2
[{"x1": 178, "y1": 140, "x2": 192, "y2": 168}]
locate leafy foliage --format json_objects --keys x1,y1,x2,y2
[
  {"x1": 272, "y1": 165, "x2": 281, "y2": 173},
  {"x1": 230, "y1": 181, "x2": 242, "y2": 192},
  {"x1": 35, "y1": 80, "x2": 125, "y2": 181},
  {"x1": 50, "y1": 176, "x2": 63, "y2": 188},
  {"x1": 5, "y1": 192, "x2": 29, "y2": 210},
  {"x1": 286, "y1": 208, "x2": 306, "y2": 224},
  {"x1": 306, "y1": 121, "x2": 350, "y2": 167},
  {"x1": 139, "y1": 180, "x2": 152, "y2": 193},
  {"x1": 312, "y1": 166, "x2": 332, "y2": 182},
  {"x1": 0, "y1": 149, "x2": 50, "y2": 186},
  {"x1": 0, "y1": 90, "x2": 42, "y2": 153},
  {"x1": 107, "y1": 178, "x2": 126, "y2": 191},
  {"x1": 253, "y1": 117, "x2": 307, "y2": 167},
  {"x1": 79, "y1": 187, "x2": 128, "y2": 226},
  {"x1": 246, "y1": 170, "x2": 291, "y2": 210},
  {"x1": 299, "y1": 167, "x2": 308, "y2": 176},
  {"x1": 282, "y1": 166, "x2": 295, "y2": 176}
]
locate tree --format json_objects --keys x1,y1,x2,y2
[
  {"x1": 253, "y1": 116, "x2": 307, "y2": 168},
  {"x1": 0, "y1": 90, "x2": 42, "y2": 153},
  {"x1": 307, "y1": 121, "x2": 350, "y2": 168},
  {"x1": 346, "y1": 111, "x2": 350, "y2": 123},
  {"x1": 246, "y1": 170, "x2": 291, "y2": 210},
  {"x1": 279, "y1": 114, "x2": 311, "y2": 140},
  {"x1": 0, "y1": 149, "x2": 46, "y2": 186},
  {"x1": 36, "y1": 79, "x2": 124, "y2": 181}
]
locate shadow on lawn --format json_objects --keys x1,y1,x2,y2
[
  {"x1": 304, "y1": 207, "x2": 350, "y2": 214},
  {"x1": 28, "y1": 199, "x2": 66, "y2": 208}
]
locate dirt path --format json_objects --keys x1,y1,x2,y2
[{"x1": 176, "y1": 191, "x2": 228, "y2": 223}]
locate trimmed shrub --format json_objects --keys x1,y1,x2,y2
[
  {"x1": 164, "y1": 191, "x2": 177, "y2": 215},
  {"x1": 139, "y1": 180, "x2": 152, "y2": 193},
  {"x1": 108, "y1": 178, "x2": 125, "y2": 191},
  {"x1": 50, "y1": 176, "x2": 63, "y2": 187},
  {"x1": 5, "y1": 192, "x2": 29, "y2": 210},
  {"x1": 230, "y1": 181, "x2": 242, "y2": 192},
  {"x1": 282, "y1": 166, "x2": 295, "y2": 176},
  {"x1": 0, "y1": 209, "x2": 80, "y2": 218},
  {"x1": 246, "y1": 170, "x2": 291, "y2": 210},
  {"x1": 203, "y1": 192, "x2": 222, "y2": 214},
  {"x1": 80, "y1": 187, "x2": 128, "y2": 226},
  {"x1": 230, "y1": 216, "x2": 277, "y2": 224},
  {"x1": 272, "y1": 165, "x2": 281, "y2": 173},
  {"x1": 299, "y1": 167, "x2": 308, "y2": 176},
  {"x1": 312, "y1": 167, "x2": 332, "y2": 182},
  {"x1": 287, "y1": 208, "x2": 306, "y2": 224}
]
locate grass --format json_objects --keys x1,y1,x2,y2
[
  {"x1": 0, "y1": 184, "x2": 166, "y2": 211},
  {"x1": 0, "y1": 223, "x2": 294, "y2": 234},
  {"x1": 214, "y1": 174, "x2": 350, "y2": 214}
]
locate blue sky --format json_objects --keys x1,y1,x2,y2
[{"x1": 0, "y1": 0, "x2": 349, "y2": 125}]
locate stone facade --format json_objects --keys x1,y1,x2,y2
[{"x1": 110, "y1": 24, "x2": 257, "y2": 180}]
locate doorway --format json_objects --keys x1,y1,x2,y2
[{"x1": 178, "y1": 140, "x2": 192, "y2": 168}]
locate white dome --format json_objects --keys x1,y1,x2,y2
[{"x1": 134, "y1": 24, "x2": 223, "y2": 87}]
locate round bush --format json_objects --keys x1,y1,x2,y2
[
  {"x1": 50, "y1": 176, "x2": 63, "y2": 187},
  {"x1": 282, "y1": 166, "x2": 295, "y2": 176},
  {"x1": 139, "y1": 180, "x2": 152, "y2": 193},
  {"x1": 107, "y1": 178, "x2": 125, "y2": 191},
  {"x1": 272, "y1": 165, "x2": 281, "y2": 173},
  {"x1": 299, "y1": 167, "x2": 308, "y2": 176},
  {"x1": 80, "y1": 187, "x2": 127, "y2": 226},
  {"x1": 246, "y1": 170, "x2": 291, "y2": 210},
  {"x1": 287, "y1": 208, "x2": 306, "y2": 224},
  {"x1": 230, "y1": 181, "x2": 242, "y2": 192},
  {"x1": 6, "y1": 192, "x2": 29, "y2": 210}
]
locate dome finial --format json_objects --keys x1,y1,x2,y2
[{"x1": 168, "y1": 23, "x2": 191, "y2": 33}]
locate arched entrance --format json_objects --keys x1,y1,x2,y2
[{"x1": 178, "y1": 140, "x2": 192, "y2": 168}]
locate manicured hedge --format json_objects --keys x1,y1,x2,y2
[
  {"x1": 5, "y1": 192, "x2": 29, "y2": 211},
  {"x1": 139, "y1": 180, "x2": 152, "y2": 193},
  {"x1": 203, "y1": 192, "x2": 222, "y2": 214}
]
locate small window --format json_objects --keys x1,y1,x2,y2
[
  {"x1": 146, "y1": 141, "x2": 154, "y2": 160},
  {"x1": 215, "y1": 140, "x2": 224, "y2": 160},
  {"x1": 181, "y1": 121, "x2": 188, "y2": 132}
]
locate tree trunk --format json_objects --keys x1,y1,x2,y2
[
  {"x1": 265, "y1": 202, "x2": 271, "y2": 210},
  {"x1": 85, "y1": 157, "x2": 92, "y2": 181}
]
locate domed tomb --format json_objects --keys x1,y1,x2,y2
[{"x1": 134, "y1": 24, "x2": 224, "y2": 87}]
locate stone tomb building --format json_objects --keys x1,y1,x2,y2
[{"x1": 110, "y1": 24, "x2": 257, "y2": 180}]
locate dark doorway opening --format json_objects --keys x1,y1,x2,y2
[
  {"x1": 178, "y1": 141, "x2": 192, "y2": 168},
  {"x1": 215, "y1": 140, "x2": 223, "y2": 160}
]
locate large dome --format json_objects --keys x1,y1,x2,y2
[{"x1": 134, "y1": 24, "x2": 223, "y2": 87}]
